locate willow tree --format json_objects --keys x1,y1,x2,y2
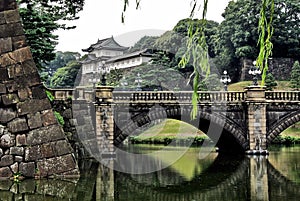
[{"x1": 122, "y1": 0, "x2": 275, "y2": 118}]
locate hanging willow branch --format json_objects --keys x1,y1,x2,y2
[
  {"x1": 122, "y1": 0, "x2": 141, "y2": 23},
  {"x1": 256, "y1": 0, "x2": 274, "y2": 86},
  {"x1": 178, "y1": 0, "x2": 210, "y2": 119}
]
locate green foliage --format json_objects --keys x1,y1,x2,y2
[
  {"x1": 215, "y1": 0, "x2": 300, "y2": 82},
  {"x1": 257, "y1": 0, "x2": 275, "y2": 86},
  {"x1": 265, "y1": 73, "x2": 277, "y2": 90},
  {"x1": 54, "y1": 111, "x2": 65, "y2": 126},
  {"x1": 129, "y1": 36, "x2": 158, "y2": 52},
  {"x1": 272, "y1": 135, "x2": 300, "y2": 145},
  {"x1": 50, "y1": 61, "x2": 81, "y2": 87},
  {"x1": 40, "y1": 51, "x2": 80, "y2": 86},
  {"x1": 129, "y1": 136, "x2": 210, "y2": 146},
  {"x1": 17, "y1": 0, "x2": 84, "y2": 68},
  {"x1": 45, "y1": 90, "x2": 55, "y2": 102},
  {"x1": 290, "y1": 61, "x2": 300, "y2": 90}
]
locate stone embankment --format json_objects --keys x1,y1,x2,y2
[{"x1": 0, "y1": 0, "x2": 79, "y2": 178}]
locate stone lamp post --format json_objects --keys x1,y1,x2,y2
[
  {"x1": 248, "y1": 61, "x2": 262, "y2": 86},
  {"x1": 220, "y1": 70, "x2": 231, "y2": 91}
]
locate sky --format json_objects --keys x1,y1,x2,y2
[{"x1": 55, "y1": 0, "x2": 230, "y2": 53}]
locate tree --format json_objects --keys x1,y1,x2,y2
[
  {"x1": 214, "y1": 0, "x2": 300, "y2": 81},
  {"x1": 40, "y1": 51, "x2": 80, "y2": 86},
  {"x1": 290, "y1": 61, "x2": 300, "y2": 90},
  {"x1": 17, "y1": 0, "x2": 84, "y2": 68},
  {"x1": 265, "y1": 73, "x2": 277, "y2": 91},
  {"x1": 50, "y1": 61, "x2": 81, "y2": 87}
]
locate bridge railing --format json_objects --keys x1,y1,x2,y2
[
  {"x1": 113, "y1": 91, "x2": 245, "y2": 103},
  {"x1": 266, "y1": 91, "x2": 300, "y2": 101}
]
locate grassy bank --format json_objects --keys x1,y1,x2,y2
[
  {"x1": 228, "y1": 81, "x2": 292, "y2": 91},
  {"x1": 130, "y1": 119, "x2": 300, "y2": 145}
]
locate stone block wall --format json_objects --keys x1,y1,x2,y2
[
  {"x1": 0, "y1": 0, "x2": 79, "y2": 178},
  {"x1": 240, "y1": 58, "x2": 296, "y2": 81}
]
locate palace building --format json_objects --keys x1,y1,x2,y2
[{"x1": 81, "y1": 36, "x2": 153, "y2": 86}]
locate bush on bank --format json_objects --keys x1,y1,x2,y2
[
  {"x1": 272, "y1": 136, "x2": 300, "y2": 145},
  {"x1": 129, "y1": 136, "x2": 212, "y2": 146}
]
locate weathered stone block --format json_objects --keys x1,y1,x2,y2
[
  {"x1": 0, "y1": 0, "x2": 17, "y2": 12},
  {"x1": 27, "y1": 125, "x2": 65, "y2": 146},
  {"x1": 11, "y1": 35, "x2": 27, "y2": 50},
  {"x1": 0, "y1": 155, "x2": 14, "y2": 167},
  {"x1": 0, "y1": 148, "x2": 3, "y2": 158},
  {"x1": 2, "y1": 93, "x2": 19, "y2": 105},
  {"x1": 0, "y1": 84, "x2": 6, "y2": 94},
  {"x1": 41, "y1": 109, "x2": 57, "y2": 126},
  {"x1": 28, "y1": 112, "x2": 42, "y2": 129},
  {"x1": 19, "y1": 162, "x2": 35, "y2": 177},
  {"x1": 4, "y1": 9, "x2": 20, "y2": 23},
  {"x1": 0, "y1": 22, "x2": 23, "y2": 39},
  {"x1": 0, "y1": 107, "x2": 16, "y2": 123},
  {"x1": 7, "y1": 63, "x2": 23, "y2": 78},
  {"x1": 17, "y1": 98, "x2": 51, "y2": 115},
  {"x1": 16, "y1": 134, "x2": 26, "y2": 146},
  {"x1": 37, "y1": 154, "x2": 76, "y2": 177},
  {"x1": 0, "y1": 12, "x2": 5, "y2": 24},
  {"x1": 0, "y1": 134, "x2": 15, "y2": 148},
  {"x1": 53, "y1": 140, "x2": 72, "y2": 156},
  {"x1": 7, "y1": 117, "x2": 28, "y2": 133},
  {"x1": 0, "y1": 167, "x2": 12, "y2": 178},
  {"x1": 41, "y1": 143, "x2": 55, "y2": 158},
  {"x1": 14, "y1": 156, "x2": 23, "y2": 162},
  {"x1": 10, "y1": 146, "x2": 23, "y2": 156},
  {"x1": 32, "y1": 85, "x2": 46, "y2": 99},
  {"x1": 22, "y1": 59, "x2": 37, "y2": 75},
  {"x1": 0, "y1": 68, "x2": 9, "y2": 81},
  {"x1": 24, "y1": 146, "x2": 41, "y2": 162},
  {"x1": 10, "y1": 162, "x2": 18, "y2": 174},
  {"x1": 18, "y1": 88, "x2": 30, "y2": 101},
  {"x1": 0, "y1": 37, "x2": 12, "y2": 54}
]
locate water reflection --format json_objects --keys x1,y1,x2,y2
[{"x1": 0, "y1": 146, "x2": 299, "y2": 201}]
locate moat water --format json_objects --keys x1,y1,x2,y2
[{"x1": 0, "y1": 145, "x2": 299, "y2": 201}]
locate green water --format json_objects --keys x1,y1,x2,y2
[{"x1": 0, "y1": 145, "x2": 299, "y2": 200}]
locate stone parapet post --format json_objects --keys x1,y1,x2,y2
[
  {"x1": 245, "y1": 86, "x2": 268, "y2": 155},
  {"x1": 95, "y1": 86, "x2": 115, "y2": 157}
]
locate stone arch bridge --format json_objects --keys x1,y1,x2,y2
[{"x1": 50, "y1": 86, "x2": 300, "y2": 154}]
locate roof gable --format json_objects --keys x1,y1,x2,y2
[{"x1": 82, "y1": 36, "x2": 128, "y2": 52}]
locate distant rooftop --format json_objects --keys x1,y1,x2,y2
[{"x1": 82, "y1": 36, "x2": 128, "y2": 52}]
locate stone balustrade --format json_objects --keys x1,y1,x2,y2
[{"x1": 266, "y1": 91, "x2": 300, "y2": 101}]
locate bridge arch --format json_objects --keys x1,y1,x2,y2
[
  {"x1": 114, "y1": 105, "x2": 247, "y2": 151},
  {"x1": 267, "y1": 110, "x2": 300, "y2": 143}
]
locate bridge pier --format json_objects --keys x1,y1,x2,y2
[
  {"x1": 245, "y1": 86, "x2": 268, "y2": 155},
  {"x1": 95, "y1": 86, "x2": 115, "y2": 157}
]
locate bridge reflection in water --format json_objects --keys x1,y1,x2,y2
[{"x1": 0, "y1": 146, "x2": 299, "y2": 201}]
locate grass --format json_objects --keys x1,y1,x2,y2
[{"x1": 228, "y1": 80, "x2": 293, "y2": 91}]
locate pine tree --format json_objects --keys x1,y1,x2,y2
[
  {"x1": 290, "y1": 61, "x2": 300, "y2": 90},
  {"x1": 265, "y1": 73, "x2": 277, "y2": 91}
]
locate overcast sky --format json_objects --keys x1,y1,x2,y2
[{"x1": 55, "y1": 0, "x2": 230, "y2": 53}]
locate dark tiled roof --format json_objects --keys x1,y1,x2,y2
[{"x1": 82, "y1": 36, "x2": 128, "y2": 52}]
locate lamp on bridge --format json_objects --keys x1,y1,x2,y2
[
  {"x1": 100, "y1": 61, "x2": 110, "y2": 86},
  {"x1": 135, "y1": 73, "x2": 143, "y2": 91},
  {"x1": 220, "y1": 70, "x2": 231, "y2": 91},
  {"x1": 248, "y1": 61, "x2": 261, "y2": 86}
]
